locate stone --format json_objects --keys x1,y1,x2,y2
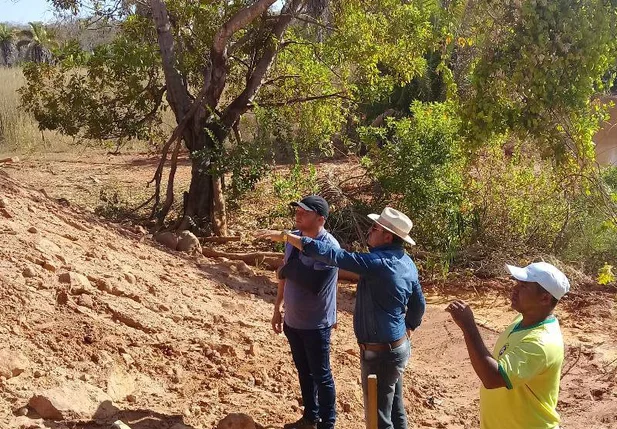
[
  {"x1": 342, "y1": 402, "x2": 351, "y2": 413},
  {"x1": 107, "y1": 365, "x2": 136, "y2": 402},
  {"x1": 235, "y1": 261, "x2": 254, "y2": 275},
  {"x1": 154, "y1": 232, "x2": 179, "y2": 250},
  {"x1": 77, "y1": 295, "x2": 94, "y2": 308},
  {"x1": 28, "y1": 380, "x2": 117, "y2": 421},
  {"x1": 22, "y1": 267, "x2": 37, "y2": 278},
  {"x1": 58, "y1": 272, "x2": 92, "y2": 294},
  {"x1": 124, "y1": 273, "x2": 136, "y2": 284},
  {"x1": 176, "y1": 230, "x2": 201, "y2": 253},
  {"x1": 121, "y1": 353, "x2": 134, "y2": 367},
  {"x1": 34, "y1": 370, "x2": 43, "y2": 378},
  {"x1": 0, "y1": 196, "x2": 6, "y2": 208},
  {"x1": 0, "y1": 156, "x2": 20, "y2": 163},
  {"x1": 0, "y1": 349, "x2": 29, "y2": 379},
  {"x1": 56, "y1": 290, "x2": 69, "y2": 305},
  {"x1": 28, "y1": 227, "x2": 38, "y2": 234},
  {"x1": 42, "y1": 262, "x2": 57, "y2": 272},
  {"x1": 126, "y1": 394, "x2": 136, "y2": 403},
  {"x1": 11, "y1": 415, "x2": 44, "y2": 429},
  {"x1": 217, "y1": 413, "x2": 257, "y2": 429}
]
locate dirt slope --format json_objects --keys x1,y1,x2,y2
[{"x1": 0, "y1": 155, "x2": 615, "y2": 429}]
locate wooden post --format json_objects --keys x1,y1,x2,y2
[{"x1": 367, "y1": 374, "x2": 378, "y2": 429}]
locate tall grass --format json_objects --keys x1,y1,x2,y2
[
  {"x1": 0, "y1": 67, "x2": 84, "y2": 152},
  {"x1": 0, "y1": 67, "x2": 160, "y2": 153}
]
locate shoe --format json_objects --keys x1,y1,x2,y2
[{"x1": 283, "y1": 417, "x2": 319, "y2": 429}]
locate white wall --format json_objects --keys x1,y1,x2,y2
[{"x1": 594, "y1": 96, "x2": 617, "y2": 166}]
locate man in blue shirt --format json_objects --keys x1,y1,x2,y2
[
  {"x1": 272, "y1": 195, "x2": 340, "y2": 429},
  {"x1": 259, "y1": 207, "x2": 426, "y2": 429}
]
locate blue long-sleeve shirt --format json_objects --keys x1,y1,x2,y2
[{"x1": 300, "y1": 237, "x2": 426, "y2": 344}]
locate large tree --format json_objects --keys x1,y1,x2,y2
[{"x1": 20, "y1": 0, "x2": 435, "y2": 234}]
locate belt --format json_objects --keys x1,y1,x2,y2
[{"x1": 358, "y1": 336, "x2": 407, "y2": 352}]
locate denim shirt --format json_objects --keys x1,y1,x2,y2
[
  {"x1": 282, "y1": 229, "x2": 340, "y2": 330},
  {"x1": 301, "y1": 237, "x2": 426, "y2": 344}
]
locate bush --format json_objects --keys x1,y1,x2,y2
[
  {"x1": 361, "y1": 101, "x2": 467, "y2": 254},
  {"x1": 463, "y1": 143, "x2": 617, "y2": 276}
]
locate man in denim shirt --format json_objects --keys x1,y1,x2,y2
[
  {"x1": 260, "y1": 207, "x2": 426, "y2": 429},
  {"x1": 272, "y1": 195, "x2": 340, "y2": 429}
]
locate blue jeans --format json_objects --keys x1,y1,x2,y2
[
  {"x1": 360, "y1": 339, "x2": 411, "y2": 429},
  {"x1": 284, "y1": 323, "x2": 336, "y2": 429}
]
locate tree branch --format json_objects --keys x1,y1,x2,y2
[
  {"x1": 205, "y1": 0, "x2": 279, "y2": 110},
  {"x1": 150, "y1": 0, "x2": 191, "y2": 119},
  {"x1": 262, "y1": 74, "x2": 301, "y2": 86},
  {"x1": 249, "y1": 92, "x2": 349, "y2": 108},
  {"x1": 221, "y1": 0, "x2": 305, "y2": 128}
]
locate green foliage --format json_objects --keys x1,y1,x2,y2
[
  {"x1": 464, "y1": 143, "x2": 617, "y2": 275},
  {"x1": 466, "y1": 143, "x2": 570, "y2": 252},
  {"x1": 52, "y1": 39, "x2": 90, "y2": 66},
  {"x1": 327, "y1": 0, "x2": 434, "y2": 102},
  {"x1": 19, "y1": 31, "x2": 163, "y2": 142},
  {"x1": 464, "y1": 0, "x2": 617, "y2": 163},
  {"x1": 598, "y1": 263, "x2": 616, "y2": 285},
  {"x1": 361, "y1": 101, "x2": 466, "y2": 252},
  {"x1": 272, "y1": 154, "x2": 319, "y2": 216}
]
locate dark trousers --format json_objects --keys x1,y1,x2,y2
[
  {"x1": 284, "y1": 323, "x2": 336, "y2": 429},
  {"x1": 360, "y1": 339, "x2": 411, "y2": 429}
]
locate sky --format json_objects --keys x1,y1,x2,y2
[{"x1": 1, "y1": 0, "x2": 56, "y2": 24}]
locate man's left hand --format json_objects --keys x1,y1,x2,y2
[{"x1": 446, "y1": 300, "x2": 476, "y2": 331}]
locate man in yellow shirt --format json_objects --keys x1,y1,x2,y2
[{"x1": 446, "y1": 262, "x2": 570, "y2": 429}]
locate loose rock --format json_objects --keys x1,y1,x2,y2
[
  {"x1": 154, "y1": 232, "x2": 179, "y2": 250},
  {"x1": 177, "y1": 230, "x2": 201, "y2": 253},
  {"x1": 217, "y1": 413, "x2": 257, "y2": 429},
  {"x1": 0, "y1": 349, "x2": 29, "y2": 379},
  {"x1": 22, "y1": 267, "x2": 37, "y2": 278},
  {"x1": 28, "y1": 380, "x2": 117, "y2": 420},
  {"x1": 58, "y1": 272, "x2": 92, "y2": 294}
]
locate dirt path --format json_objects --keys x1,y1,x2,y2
[{"x1": 0, "y1": 153, "x2": 615, "y2": 429}]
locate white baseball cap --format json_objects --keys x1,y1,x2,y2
[{"x1": 506, "y1": 262, "x2": 570, "y2": 300}]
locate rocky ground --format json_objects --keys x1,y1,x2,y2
[{"x1": 0, "y1": 153, "x2": 615, "y2": 429}]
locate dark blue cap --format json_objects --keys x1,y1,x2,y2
[{"x1": 290, "y1": 195, "x2": 329, "y2": 218}]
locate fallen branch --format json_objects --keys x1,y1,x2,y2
[
  {"x1": 201, "y1": 247, "x2": 360, "y2": 281},
  {"x1": 202, "y1": 247, "x2": 283, "y2": 270},
  {"x1": 201, "y1": 236, "x2": 242, "y2": 243}
]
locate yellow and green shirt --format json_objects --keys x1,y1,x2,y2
[{"x1": 480, "y1": 314, "x2": 564, "y2": 429}]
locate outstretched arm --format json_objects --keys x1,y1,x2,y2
[
  {"x1": 446, "y1": 300, "x2": 506, "y2": 389},
  {"x1": 256, "y1": 230, "x2": 381, "y2": 275}
]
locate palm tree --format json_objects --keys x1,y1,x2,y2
[
  {"x1": 0, "y1": 24, "x2": 17, "y2": 67},
  {"x1": 17, "y1": 22, "x2": 57, "y2": 63}
]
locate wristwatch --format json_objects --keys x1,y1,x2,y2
[{"x1": 281, "y1": 230, "x2": 290, "y2": 242}]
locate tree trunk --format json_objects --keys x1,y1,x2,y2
[
  {"x1": 212, "y1": 177, "x2": 228, "y2": 236},
  {"x1": 184, "y1": 156, "x2": 214, "y2": 231},
  {"x1": 180, "y1": 125, "x2": 228, "y2": 235}
]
